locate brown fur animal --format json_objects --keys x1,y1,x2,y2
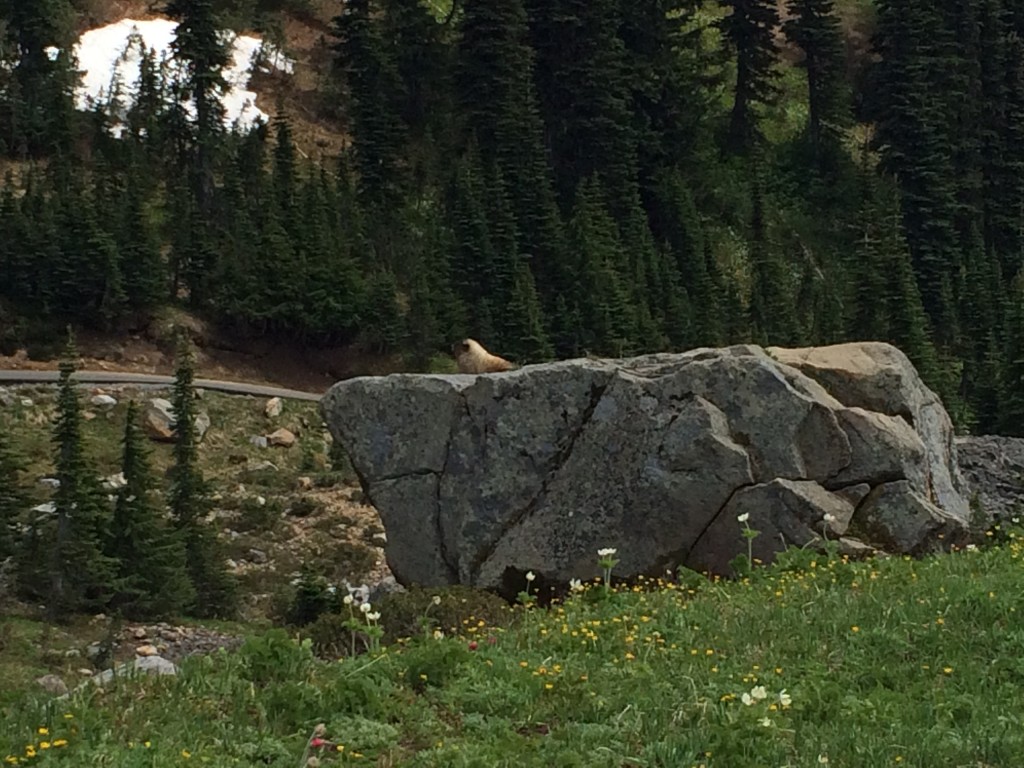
[{"x1": 452, "y1": 338, "x2": 517, "y2": 374}]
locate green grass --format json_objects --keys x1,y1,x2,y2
[{"x1": 3, "y1": 535, "x2": 1024, "y2": 767}]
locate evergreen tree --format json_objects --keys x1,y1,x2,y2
[
  {"x1": 457, "y1": 0, "x2": 569, "y2": 311},
  {"x1": 48, "y1": 332, "x2": 117, "y2": 617},
  {"x1": 747, "y1": 171, "x2": 799, "y2": 345},
  {"x1": 168, "y1": 335, "x2": 237, "y2": 618},
  {"x1": 871, "y1": 0, "x2": 961, "y2": 340},
  {"x1": 0, "y1": 0, "x2": 78, "y2": 157},
  {"x1": 719, "y1": 0, "x2": 781, "y2": 153},
  {"x1": 332, "y1": 0, "x2": 408, "y2": 213},
  {"x1": 360, "y1": 269, "x2": 407, "y2": 353},
  {"x1": 525, "y1": 0, "x2": 639, "y2": 212},
  {"x1": 783, "y1": 0, "x2": 850, "y2": 163},
  {"x1": 0, "y1": 432, "x2": 27, "y2": 561},
  {"x1": 109, "y1": 401, "x2": 194, "y2": 620},
  {"x1": 568, "y1": 177, "x2": 639, "y2": 356},
  {"x1": 165, "y1": 0, "x2": 229, "y2": 216},
  {"x1": 1001, "y1": 276, "x2": 1024, "y2": 435}
]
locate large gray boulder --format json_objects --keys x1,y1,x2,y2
[{"x1": 321, "y1": 342, "x2": 971, "y2": 596}]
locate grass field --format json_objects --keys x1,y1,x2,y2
[{"x1": 3, "y1": 531, "x2": 1023, "y2": 767}]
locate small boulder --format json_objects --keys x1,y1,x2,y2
[
  {"x1": 143, "y1": 399, "x2": 176, "y2": 441},
  {"x1": 36, "y1": 674, "x2": 68, "y2": 696},
  {"x1": 90, "y1": 394, "x2": 117, "y2": 408},
  {"x1": 267, "y1": 428, "x2": 297, "y2": 448},
  {"x1": 135, "y1": 644, "x2": 159, "y2": 657},
  {"x1": 265, "y1": 397, "x2": 283, "y2": 418},
  {"x1": 250, "y1": 435, "x2": 268, "y2": 449}
]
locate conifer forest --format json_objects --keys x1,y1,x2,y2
[{"x1": 2, "y1": 0, "x2": 1024, "y2": 435}]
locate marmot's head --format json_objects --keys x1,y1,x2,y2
[{"x1": 451, "y1": 338, "x2": 475, "y2": 358}]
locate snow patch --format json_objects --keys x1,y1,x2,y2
[{"x1": 70, "y1": 17, "x2": 293, "y2": 133}]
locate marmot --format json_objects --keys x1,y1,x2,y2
[{"x1": 452, "y1": 338, "x2": 517, "y2": 374}]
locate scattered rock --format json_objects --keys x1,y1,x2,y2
[
  {"x1": 372, "y1": 532, "x2": 388, "y2": 546},
  {"x1": 143, "y1": 399, "x2": 176, "y2": 441},
  {"x1": 247, "y1": 548, "x2": 268, "y2": 564},
  {"x1": 250, "y1": 460, "x2": 278, "y2": 471},
  {"x1": 265, "y1": 397, "x2": 283, "y2": 418},
  {"x1": 267, "y1": 428, "x2": 296, "y2": 448},
  {"x1": 87, "y1": 656, "x2": 179, "y2": 689},
  {"x1": 36, "y1": 674, "x2": 68, "y2": 696},
  {"x1": 142, "y1": 398, "x2": 210, "y2": 442},
  {"x1": 102, "y1": 472, "x2": 127, "y2": 490},
  {"x1": 20, "y1": 397, "x2": 33, "y2": 408},
  {"x1": 195, "y1": 411, "x2": 211, "y2": 442},
  {"x1": 38, "y1": 477, "x2": 60, "y2": 489},
  {"x1": 135, "y1": 644, "x2": 159, "y2": 657},
  {"x1": 90, "y1": 394, "x2": 117, "y2": 408},
  {"x1": 133, "y1": 627, "x2": 148, "y2": 640},
  {"x1": 296, "y1": 476, "x2": 313, "y2": 491},
  {"x1": 83, "y1": 411, "x2": 97, "y2": 421},
  {"x1": 0, "y1": 390, "x2": 14, "y2": 407},
  {"x1": 250, "y1": 435, "x2": 268, "y2": 449}
]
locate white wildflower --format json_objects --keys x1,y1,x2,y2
[
  {"x1": 569, "y1": 578, "x2": 584, "y2": 593},
  {"x1": 360, "y1": 602, "x2": 372, "y2": 614},
  {"x1": 525, "y1": 571, "x2": 536, "y2": 582},
  {"x1": 432, "y1": 595, "x2": 441, "y2": 606},
  {"x1": 737, "y1": 513, "x2": 750, "y2": 524},
  {"x1": 751, "y1": 685, "x2": 768, "y2": 701},
  {"x1": 597, "y1": 548, "x2": 618, "y2": 557},
  {"x1": 343, "y1": 594, "x2": 354, "y2": 606},
  {"x1": 433, "y1": 629, "x2": 444, "y2": 640},
  {"x1": 760, "y1": 716, "x2": 772, "y2": 727},
  {"x1": 779, "y1": 689, "x2": 792, "y2": 707},
  {"x1": 366, "y1": 611, "x2": 381, "y2": 622}
]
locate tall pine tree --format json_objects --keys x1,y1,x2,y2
[{"x1": 109, "y1": 400, "x2": 194, "y2": 620}]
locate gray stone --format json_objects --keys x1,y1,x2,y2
[
  {"x1": 90, "y1": 394, "x2": 117, "y2": 408},
  {"x1": 36, "y1": 674, "x2": 68, "y2": 696},
  {"x1": 266, "y1": 428, "x2": 296, "y2": 447},
  {"x1": 854, "y1": 480, "x2": 969, "y2": 555},
  {"x1": 265, "y1": 397, "x2": 283, "y2": 417},
  {"x1": 687, "y1": 479, "x2": 856, "y2": 575},
  {"x1": 0, "y1": 390, "x2": 14, "y2": 407},
  {"x1": 954, "y1": 435, "x2": 1024, "y2": 522},
  {"x1": 321, "y1": 342, "x2": 971, "y2": 594},
  {"x1": 250, "y1": 436, "x2": 268, "y2": 448}
]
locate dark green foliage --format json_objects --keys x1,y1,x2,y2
[
  {"x1": 871, "y1": 0, "x2": 961, "y2": 340},
  {"x1": 568, "y1": 177, "x2": 640, "y2": 356},
  {"x1": 168, "y1": 336, "x2": 238, "y2": 618},
  {"x1": 47, "y1": 332, "x2": 118, "y2": 617},
  {"x1": 285, "y1": 564, "x2": 342, "y2": 627},
  {"x1": 109, "y1": 401, "x2": 194, "y2": 620},
  {"x1": 0, "y1": 0, "x2": 78, "y2": 157},
  {"x1": 0, "y1": 432, "x2": 27, "y2": 561},
  {"x1": 783, "y1": 0, "x2": 850, "y2": 162},
  {"x1": 719, "y1": 0, "x2": 781, "y2": 153},
  {"x1": 746, "y1": 172, "x2": 800, "y2": 346},
  {"x1": 332, "y1": 0, "x2": 408, "y2": 212},
  {"x1": 1001, "y1": 277, "x2": 1024, "y2": 435}
]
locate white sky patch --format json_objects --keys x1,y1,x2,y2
[{"x1": 70, "y1": 17, "x2": 294, "y2": 133}]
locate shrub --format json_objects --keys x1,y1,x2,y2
[{"x1": 377, "y1": 584, "x2": 514, "y2": 644}]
